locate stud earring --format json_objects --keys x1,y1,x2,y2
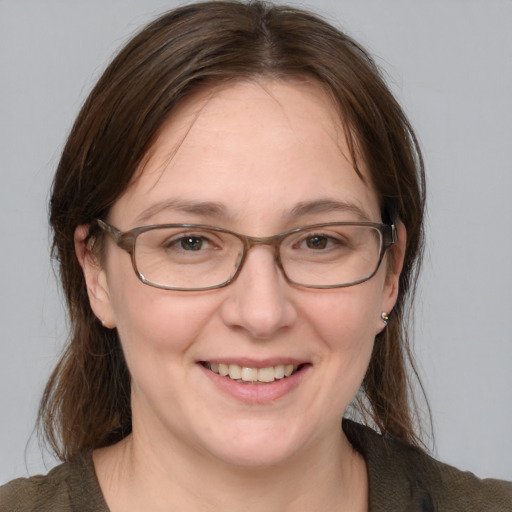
[{"x1": 381, "y1": 312, "x2": 389, "y2": 326}]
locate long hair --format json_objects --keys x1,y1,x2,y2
[{"x1": 42, "y1": 0, "x2": 427, "y2": 461}]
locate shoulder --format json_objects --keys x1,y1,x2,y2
[
  {"x1": 428, "y1": 460, "x2": 512, "y2": 510},
  {"x1": 0, "y1": 461, "x2": 73, "y2": 512},
  {"x1": 343, "y1": 419, "x2": 512, "y2": 511},
  {"x1": 0, "y1": 453, "x2": 108, "y2": 512}
]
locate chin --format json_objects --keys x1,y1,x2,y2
[
  {"x1": 195, "y1": 418, "x2": 311, "y2": 469},
  {"x1": 208, "y1": 442, "x2": 299, "y2": 470}
]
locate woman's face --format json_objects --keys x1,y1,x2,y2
[{"x1": 80, "y1": 79, "x2": 403, "y2": 467}]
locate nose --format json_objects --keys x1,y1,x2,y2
[{"x1": 219, "y1": 246, "x2": 298, "y2": 339}]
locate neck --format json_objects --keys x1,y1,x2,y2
[{"x1": 94, "y1": 423, "x2": 368, "y2": 512}]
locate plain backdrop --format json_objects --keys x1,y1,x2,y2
[{"x1": 1, "y1": 0, "x2": 511, "y2": 483}]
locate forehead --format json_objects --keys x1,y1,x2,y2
[
  {"x1": 145, "y1": 78, "x2": 349, "y2": 164},
  {"x1": 111, "y1": 79, "x2": 381, "y2": 230}
]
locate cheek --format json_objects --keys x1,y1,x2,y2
[
  {"x1": 113, "y1": 290, "x2": 216, "y2": 354},
  {"x1": 109, "y1": 285, "x2": 223, "y2": 426},
  {"x1": 301, "y1": 283, "x2": 384, "y2": 394},
  {"x1": 303, "y1": 281, "x2": 384, "y2": 351},
  {"x1": 290, "y1": 287, "x2": 382, "y2": 427},
  {"x1": 104, "y1": 257, "x2": 219, "y2": 374}
]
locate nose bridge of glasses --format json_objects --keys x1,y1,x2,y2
[
  {"x1": 236, "y1": 233, "x2": 285, "y2": 276},
  {"x1": 241, "y1": 233, "x2": 286, "y2": 264},
  {"x1": 243, "y1": 233, "x2": 283, "y2": 250}
]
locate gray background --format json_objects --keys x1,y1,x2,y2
[{"x1": 1, "y1": 0, "x2": 511, "y2": 482}]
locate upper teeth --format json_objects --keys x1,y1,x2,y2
[{"x1": 208, "y1": 363, "x2": 297, "y2": 383}]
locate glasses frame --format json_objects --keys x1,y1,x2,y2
[{"x1": 96, "y1": 219, "x2": 397, "y2": 291}]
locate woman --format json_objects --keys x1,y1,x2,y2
[{"x1": 1, "y1": 1, "x2": 510, "y2": 510}]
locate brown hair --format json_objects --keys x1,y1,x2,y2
[{"x1": 42, "y1": 0, "x2": 427, "y2": 461}]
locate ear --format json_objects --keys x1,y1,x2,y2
[
  {"x1": 74, "y1": 225, "x2": 116, "y2": 328},
  {"x1": 376, "y1": 221, "x2": 406, "y2": 334}
]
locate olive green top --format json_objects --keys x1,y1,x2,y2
[{"x1": 1, "y1": 421, "x2": 511, "y2": 511}]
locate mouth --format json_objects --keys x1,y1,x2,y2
[{"x1": 200, "y1": 361, "x2": 306, "y2": 384}]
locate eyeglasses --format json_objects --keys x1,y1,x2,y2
[{"x1": 96, "y1": 219, "x2": 397, "y2": 291}]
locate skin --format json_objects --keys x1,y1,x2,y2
[{"x1": 75, "y1": 79, "x2": 405, "y2": 512}]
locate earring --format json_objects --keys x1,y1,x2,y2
[{"x1": 381, "y1": 312, "x2": 389, "y2": 326}]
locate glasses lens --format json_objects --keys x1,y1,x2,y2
[
  {"x1": 134, "y1": 226, "x2": 243, "y2": 290},
  {"x1": 280, "y1": 225, "x2": 383, "y2": 287},
  {"x1": 131, "y1": 223, "x2": 385, "y2": 290}
]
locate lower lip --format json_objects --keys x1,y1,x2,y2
[{"x1": 198, "y1": 364, "x2": 310, "y2": 404}]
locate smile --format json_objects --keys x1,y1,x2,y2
[{"x1": 201, "y1": 362, "x2": 301, "y2": 384}]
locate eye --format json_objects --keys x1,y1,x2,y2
[
  {"x1": 305, "y1": 235, "x2": 329, "y2": 250},
  {"x1": 297, "y1": 233, "x2": 344, "y2": 250},
  {"x1": 178, "y1": 236, "x2": 206, "y2": 251},
  {"x1": 287, "y1": 228, "x2": 352, "y2": 254},
  {"x1": 162, "y1": 233, "x2": 220, "y2": 252},
  {"x1": 137, "y1": 227, "x2": 227, "y2": 263}
]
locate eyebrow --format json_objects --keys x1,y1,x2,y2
[
  {"x1": 135, "y1": 197, "x2": 372, "y2": 225},
  {"x1": 136, "y1": 199, "x2": 229, "y2": 224},
  {"x1": 287, "y1": 199, "x2": 373, "y2": 222}
]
